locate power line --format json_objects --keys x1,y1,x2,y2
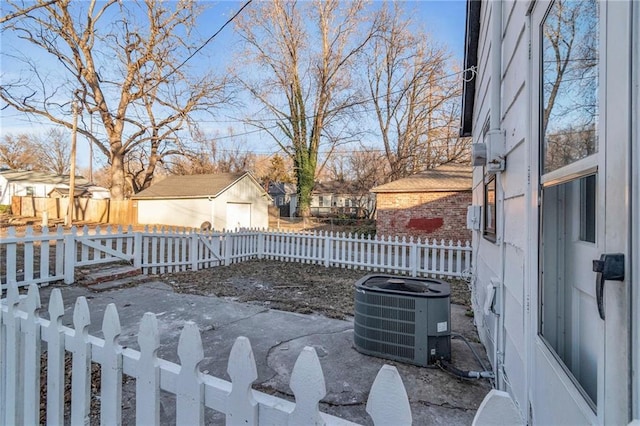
[
  {"x1": 228, "y1": 67, "x2": 470, "y2": 126},
  {"x1": 150, "y1": 0, "x2": 253, "y2": 91}
]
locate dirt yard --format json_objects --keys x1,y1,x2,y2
[{"x1": 156, "y1": 259, "x2": 472, "y2": 320}]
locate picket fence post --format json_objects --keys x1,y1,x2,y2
[
  {"x1": 55, "y1": 226, "x2": 65, "y2": 277},
  {"x1": 136, "y1": 313, "x2": 161, "y2": 424},
  {"x1": 289, "y1": 346, "x2": 326, "y2": 426},
  {"x1": 3, "y1": 281, "x2": 22, "y2": 425},
  {"x1": 257, "y1": 231, "x2": 265, "y2": 260},
  {"x1": 133, "y1": 232, "x2": 143, "y2": 269},
  {"x1": 324, "y1": 232, "x2": 332, "y2": 268},
  {"x1": 6, "y1": 227, "x2": 17, "y2": 284},
  {"x1": 98, "y1": 304, "x2": 123, "y2": 426},
  {"x1": 64, "y1": 229, "x2": 76, "y2": 284},
  {"x1": 226, "y1": 336, "x2": 258, "y2": 425},
  {"x1": 366, "y1": 365, "x2": 412, "y2": 425},
  {"x1": 191, "y1": 232, "x2": 199, "y2": 271},
  {"x1": 24, "y1": 227, "x2": 34, "y2": 282},
  {"x1": 21, "y1": 284, "x2": 41, "y2": 426},
  {"x1": 70, "y1": 297, "x2": 92, "y2": 425},
  {"x1": 177, "y1": 321, "x2": 205, "y2": 425},
  {"x1": 225, "y1": 232, "x2": 232, "y2": 265},
  {"x1": 42, "y1": 289, "x2": 65, "y2": 426},
  {"x1": 40, "y1": 226, "x2": 50, "y2": 282},
  {"x1": 410, "y1": 240, "x2": 418, "y2": 278}
]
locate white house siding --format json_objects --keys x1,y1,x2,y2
[
  {"x1": 0, "y1": 180, "x2": 53, "y2": 205},
  {"x1": 213, "y1": 175, "x2": 268, "y2": 230},
  {"x1": 470, "y1": 0, "x2": 529, "y2": 418},
  {"x1": 137, "y1": 198, "x2": 212, "y2": 229}
]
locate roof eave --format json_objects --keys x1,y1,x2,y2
[{"x1": 460, "y1": 0, "x2": 481, "y2": 137}]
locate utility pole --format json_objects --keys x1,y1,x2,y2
[
  {"x1": 89, "y1": 112, "x2": 93, "y2": 183},
  {"x1": 66, "y1": 99, "x2": 79, "y2": 226}
]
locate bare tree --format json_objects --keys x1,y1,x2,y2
[
  {"x1": 365, "y1": 2, "x2": 468, "y2": 181},
  {"x1": 0, "y1": 134, "x2": 35, "y2": 169},
  {"x1": 32, "y1": 129, "x2": 73, "y2": 175},
  {"x1": 0, "y1": 0, "x2": 57, "y2": 25},
  {"x1": 234, "y1": 0, "x2": 377, "y2": 217},
  {"x1": 324, "y1": 147, "x2": 387, "y2": 218},
  {"x1": 0, "y1": 129, "x2": 72, "y2": 174},
  {"x1": 165, "y1": 129, "x2": 257, "y2": 177},
  {"x1": 1, "y1": 0, "x2": 230, "y2": 199}
]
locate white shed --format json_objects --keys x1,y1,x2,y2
[
  {"x1": 462, "y1": 0, "x2": 638, "y2": 424},
  {"x1": 132, "y1": 172, "x2": 271, "y2": 230}
]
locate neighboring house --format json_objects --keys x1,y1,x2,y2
[
  {"x1": 48, "y1": 185, "x2": 111, "y2": 199},
  {"x1": 267, "y1": 182, "x2": 296, "y2": 217},
  {"x1": 0, "y1": 169, "x2": 91, "y2": 206},
  {"x1": 132, "y1": 172, "x2": 271, "y2": 230},
  {"x1": 290, "y1": 180, "x2": 374, "y2": 218},
  {"x1": 48, "y1": 187, "x2": 90, "y2": 198},
  {"x1": 462, "y1": 1, "x2": 638, "y2": 424},
  {"x1": 370, "y1": 164, "x2": 472, "y2": 242},
  {"x1": 85, "y1": 185, "x2": 111, "y2": 200}
]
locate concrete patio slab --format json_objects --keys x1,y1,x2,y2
[{"x1": 38, "y1": 280, "x2": 492, "y2": 425}]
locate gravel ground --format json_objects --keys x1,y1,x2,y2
[{"x1": 157, "y1": 259, "x2": 472, "y2": 320}]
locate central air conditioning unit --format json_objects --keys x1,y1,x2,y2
[{"x1": 353, "y1": 274, "x2": 451, "y2": 367}]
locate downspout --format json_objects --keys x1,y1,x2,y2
[{"x1": 489, "y1": 0, "x2": 506, "y2": 391}]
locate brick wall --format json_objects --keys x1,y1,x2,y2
[{"x1": 375, "y1": 191, "x2": 472, "y2": 242}]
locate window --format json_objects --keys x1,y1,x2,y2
[
  {"x1": 26, "y1": 186, "x2": 35, "y2": 196},
  {"x1": 483, "y1": 175, "x2": 496, "y2": 242}
]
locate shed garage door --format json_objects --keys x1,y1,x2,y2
[{"x1": 226, "y1": 203, "x2": 251, "y2": 230}]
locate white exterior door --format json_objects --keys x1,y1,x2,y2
[
  {"x1": 226, "y1": 203, "x2": 251, "y2": 230},
  {"x1": 531, "y1": 1, "x2": 631, "y2": 424}
]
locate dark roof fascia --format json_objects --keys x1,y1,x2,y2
[{"x1": 460, "y1": 0, "x2": 481, "y2": 137}]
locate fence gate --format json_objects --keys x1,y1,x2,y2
[{"x1": 71, "y1": 226, "x2": 137, "y2": 269}]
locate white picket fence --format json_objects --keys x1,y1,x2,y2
[
  {"x1": 1, "y1": 225, "x2": 472, "y2": 289},
  {"x1": 0, "y1": 282, "x2": 412, "y2": 425}
]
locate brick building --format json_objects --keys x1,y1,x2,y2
[{"x1": 371, "y1": 164, "x2": 472, "y2": 242}]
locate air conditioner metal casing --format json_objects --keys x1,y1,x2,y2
[{"x1": 353, "y1": 274, "x2": 451, "y2": 367}]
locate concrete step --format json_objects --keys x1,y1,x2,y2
[
  {"x1": 78, "y1": 264, "x2": 142, "y2": 286},
  {"x1": 87, "y1": 274, "x2": 152, "y2": 292}
]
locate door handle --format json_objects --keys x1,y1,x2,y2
[{"x1": 592, "y1": 253, "x2": 625, "y2": 320}]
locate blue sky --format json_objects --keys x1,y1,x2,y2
[{"x1": 0, "y1": 1, "x2": 467, "y2": 169}]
